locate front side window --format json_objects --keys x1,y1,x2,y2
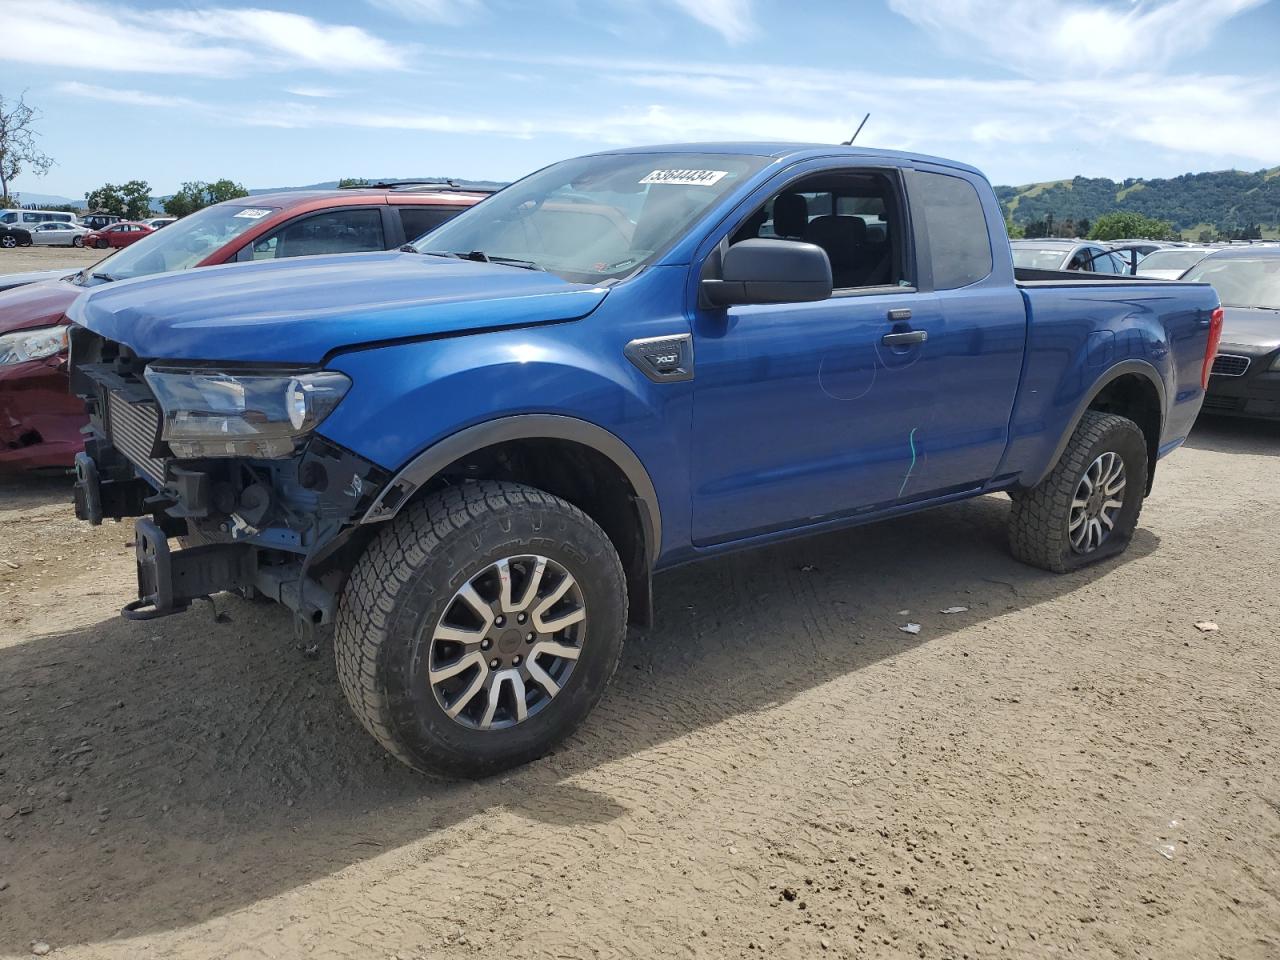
[
  {"x1": 249, "y1": 207, "x2": 386, "y2": 260},
  {"x1": 414, "y1": 152, "x2": 768, "y2": 282},
  {"x1": 728, "y1": 171, "x2": 904, "y2": 290},
  {"x1": 912, "y1": 171, "x2": 992, "y2": 289}
]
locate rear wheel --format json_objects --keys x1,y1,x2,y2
[
  {"x1": 72, "y1": 236, "x2": 84, "y2": 248},
  {"x1": 335, "y1": 481, "x2": 627, "y2": 777},
  {"x1": 1008, "y1": 411, "x2": 1147, "y2": 573}
]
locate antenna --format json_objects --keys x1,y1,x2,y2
[{"x1": 843, "y1": 113, "x2": 870, "y2": 146}]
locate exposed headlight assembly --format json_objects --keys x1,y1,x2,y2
[
  {"x1": 144, "y1": 366, "x2": 351, "y2": 459},
  {"x1": 0, "y1": 325, "x2": 69, "y2": 366}
]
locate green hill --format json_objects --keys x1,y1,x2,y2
[{"x1": 997, "y1": 167, "x2": 1280, "y2": 239}]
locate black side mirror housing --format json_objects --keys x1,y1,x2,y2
[{"x1": 701, "y1": 238, "x2": 833, "y2": 307}]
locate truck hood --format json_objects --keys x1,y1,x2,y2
[
  {"x1": 68, "y1": 251, "x2": 610, "y2": 363},
  {"x1": 0, "y1": 279, "x2": 79, "y2": 334},
  {"x1": 1219, "y1": 306, "x2": 1280, "y2": 352}
]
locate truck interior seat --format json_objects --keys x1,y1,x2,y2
[{"x1": 772, "y1": 193, "x2": 808, "y2": 239}]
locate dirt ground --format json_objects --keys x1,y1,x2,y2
[
  {"x1": 0, "y1": 416, "x2": 1277, "y2": 960},
  {"x1": 0, "y1": 246, "x2": 107, "y2": 276}
]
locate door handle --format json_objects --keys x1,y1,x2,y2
[
  {"x1": 887, "y1": 308, "x2": 913, "y2": 321},
  {"x1": 882, "y1": 330, "x2": 928, "y2": 346}
]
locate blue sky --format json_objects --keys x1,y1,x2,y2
[{"x1": 4, "y1": 0, "x2": 1279, "y2": 199}]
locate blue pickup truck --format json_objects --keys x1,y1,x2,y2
[{"x1": 66, "y1": 143, "x2": 1222, "y2": 776}]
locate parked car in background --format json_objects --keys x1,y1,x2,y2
[
  {"x1": 0, "y1": 186, "x2": 488, "y2": 470},
  {"x1": 83, "y1": 221, "x2": 155, "y2": 249},
  {"x1": 1010, "y1": 239, "x2": 1128, "y2": 274},
  {"x1": 81, "y1": 213, "x2": 124, "y2": 231},
  {"x1": 1135, "y1": 246, "x2": 1216, "y2": 280},
  {"x1": 29, "y1": 222, "x2": 92, "y2": 247},
  {"x1": 0, "y1": 209, "x2": 77, "y2": 227},
  {"x1": 1106, "y1": 240, "x2": 1170, "y2": 258},
  {"x1": 0, "y1": 225, "x2": 33, "y2": 249},
  {"x1": 1184, "y1": 247, "x2": 1280, "y2": 419},
  {"x1": 140, "y1": 217, "x2": 177, "y2": 229},
  {"x1": 66, "y1": 142, "x2": 1220, "y2": 776}
]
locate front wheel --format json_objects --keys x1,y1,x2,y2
[
  {"x1": 0, "y1": 236, "x2": 15, "y2": 249},
  {"x1": 1008, "y1": 411, "x2": 1148, "y2": 573},
  {"x1": 95, "y1": 238, "x2": 109, "y2": 249},
  {"x1": 335, "y1": 481, "x2": 627, "y2": 777}
]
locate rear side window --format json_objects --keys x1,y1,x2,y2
[
  {"x1": 914, "y1": 171, "x2": 992, "y2": 289},
  {"x1": 399, "y1": 206, "x2": 463, "y2": 242}
]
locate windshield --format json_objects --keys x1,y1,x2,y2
[
  {"x1": 412, "y1": 152, "x2": 768, "y2": 282},
  {"x1": 1138, "y1": 249, "x2": 1210, "y2": 272},
  {"x1": 79, "y1": 203, "x2": 280, "y2": 284},
  {"x1": 1011, "y1": 246, "x2": 1070, "y2": 269},
  {"x1": 1183, "y1": 257, "x2": 1280, "y2": 310}
]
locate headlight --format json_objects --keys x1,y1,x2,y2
[
  {"x1": 0, "y1": 325, "x2": 69, "y2": 366},
  {"x1": 144, "y1": 366, "x2": 351, "y2": 459}
]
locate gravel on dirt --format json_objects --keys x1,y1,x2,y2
[
  {"x1": 0, "y1": 245, "x2": 107, "y2": 276},
  {"x1": 0, "y1": 416, "x2": 1277, "y2": 959}
]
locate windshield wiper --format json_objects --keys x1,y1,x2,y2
[
  {"x1": 421, "y1": 250, "x2": 544, "y2": 271},
  {"x1": 91, "y1": 271, "x2": 119, "y2": 283}
]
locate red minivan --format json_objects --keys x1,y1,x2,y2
[{"x1": 0, "y1": 186, "x2": 489, "y2": 469}]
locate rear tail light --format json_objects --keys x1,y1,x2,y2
[{"x1": 1201, "y1": 306, "x2": 1224, "y2": 390}]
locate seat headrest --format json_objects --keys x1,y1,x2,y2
[
  {"x1": 805, "y1": 215, "x2": 867, "y2": 256},
  {"x1": 772, "y1": 193, "x2": 808, "y2": 238}
]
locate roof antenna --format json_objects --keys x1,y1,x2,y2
[{"x1": 843, "y1": 113, "x2": 870, "y2": 146}]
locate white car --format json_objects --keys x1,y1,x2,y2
[
  {"x1": 29, "y1": 221, "x2": 92, "y2": 248},
  {"x1": 1134, "y1": 246, "x2": 1216, "y2": 280},
  {"x1": 140, "y1": 217, "x2": 177, "y2": 230}
]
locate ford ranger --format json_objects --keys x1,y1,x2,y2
[{"x1": 66, "y1": 143, "x2": 1222, "y2": 777}]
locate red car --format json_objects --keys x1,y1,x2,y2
[
  {"x1": 0, "y1": 186, "x2": 488, "y2": 469},
  {"x1": 82, "y1": 221, "x2": 155, "y2": 249}
]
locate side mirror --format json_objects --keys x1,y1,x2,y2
[{"x1": 701, "y1": 238, "x2": 833, "y2": 307}]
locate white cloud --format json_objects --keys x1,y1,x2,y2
[
  {"x1": 663, "y1": 0, "x2": 756, "y2": 43},
  {"x1": 285, "y1": 86, "x2": 344, "y2": 99},
  {"x1": 1, "y1": 0, "x2": 410, "y2": 76},
  {"x1": 367, "y1": 0, "x2": 485, "y2": 23},
  {"x1": 888, "y1": 0, "x2": 1267, "y2": 75},
  {"x1": 53, "y1": 81, "x2": 199, "y2": 109}
]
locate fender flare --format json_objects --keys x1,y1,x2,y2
[
  {"x1": 359, "y1": 414, "x2": 662, "y2": 561},
  {"x1": 1032, "y1": 359, "x2": 1166, "y2": 488}
]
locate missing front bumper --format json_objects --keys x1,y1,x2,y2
[{"x1": 123, "y1": 518, "x2": 256, "y2": 620}]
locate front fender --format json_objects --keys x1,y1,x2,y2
[{"x1": 316, "y1": 318, "x2": 692, "y2": 562}]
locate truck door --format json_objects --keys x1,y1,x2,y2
[{"x1": 688, "y1": 164, "x2": 948, "y2": 546}]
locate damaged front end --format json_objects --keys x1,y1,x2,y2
[{"x1": 69, "y1": 327, "x2": 389, "y2": 632}]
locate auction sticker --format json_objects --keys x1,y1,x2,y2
[
  {"x1": 233, "y1": 208, "x2": 273, "y2": 219},
  {"x1": 639, "y1": 169, "x2": 729, "y2": 186}
]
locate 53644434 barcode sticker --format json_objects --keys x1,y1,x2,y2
[{"x1": 639, "y1": 169, "x2": 729, "y2": 186}]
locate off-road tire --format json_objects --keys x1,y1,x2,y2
[
  {"x1": 335, "y1": 480, "x2": 627, "y2": 778},
  {"x1": 1009, "y1": 411, "x2": 1147, "y2": 573}
]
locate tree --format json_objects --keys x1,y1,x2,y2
[
  {"x1": 163, "y1": 179, "x2": 249, "y2": 217},
  {"x1": 0, "y1": 91, "x2": 55, "y2": 205},
  {"x1": 1197, "y1": 229, "x2": 1215, "y2": 243},
  {"x1": 338, "y1": 177, "x2": 369, "y2": 188},
  {"x1": 1088, "y1": 211, "x2": 1175, "y2": 241},
  {"x1": 1003, "y1": 214, "x2": 1024, "y2": 239},
  {"x1": 85, "y1": 180, "x2": 153, "y2": 220}
]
